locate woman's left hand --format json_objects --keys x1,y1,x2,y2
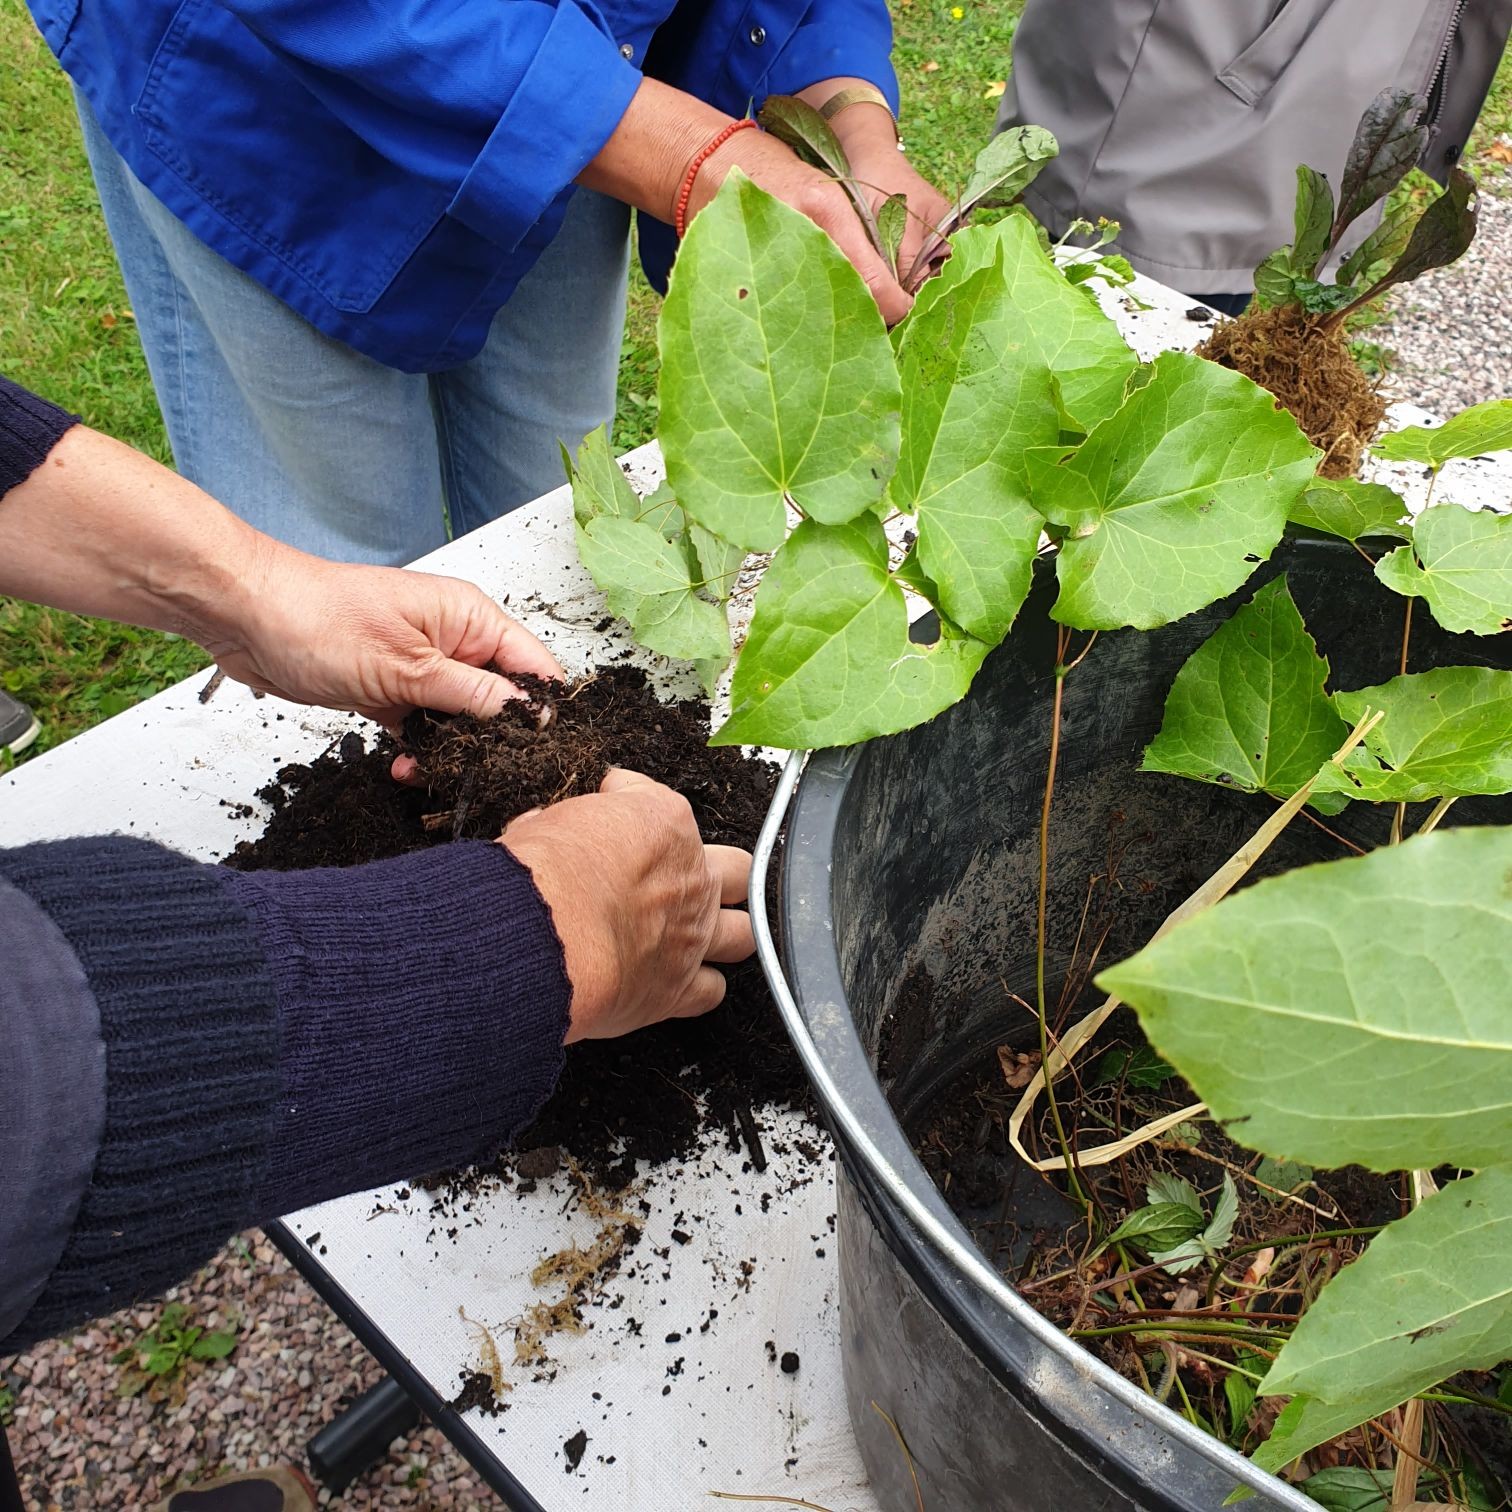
[
  {"x1": 211, "y1": 545, "x2": 564, "y2": 727},
  {"x1": 804, "y1": 81, "x2": 953, "y2": 287}
]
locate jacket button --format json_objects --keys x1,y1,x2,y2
[
  {"x1": 619, "y1": 41, "x2": 634, "y2": 57},
  {"x1": 748, "y1": 23, "x2": 766, "y2": 44}
]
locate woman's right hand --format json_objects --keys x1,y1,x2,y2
[
  {"x1": 682, "y1": 127, "x2": 913, "y2": 324},
  {"x1": 577, "y1": 78, "x2": 912, "y2": 324},
  {"x1": 500, "y1": 767, "x2": 754, "y2": 1042}
]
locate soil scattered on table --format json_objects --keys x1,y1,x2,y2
[
  {"x1": 448, "y1": 1370, "x2": 508, "y2": 1419},
  {"x1": 1197, "y1": 303, "x2": 1386, "y2": 477},
  {"x1": 227, "y1": 667, "x2": 811, "y2": 1189}
]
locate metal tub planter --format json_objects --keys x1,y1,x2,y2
[{"x1": 752, "y1": 538, "x2": 1510, "y2": 1512}]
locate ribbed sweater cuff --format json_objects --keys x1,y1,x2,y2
[
  {"x1": 0, "y1": 837, "x2": 278, "y2": 1348},
  {"x1": 0, "y1": 375, "x2": 79, "y2": 498},
  {"x1": 220, "y1": 840, "x2": 570, "y2": 1216}
]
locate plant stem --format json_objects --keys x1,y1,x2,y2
[
  {"x1": 1179, "y1": 1347, "x2": 1265, "y2": 1383},
  {"x1": 1225, "y1": 1226, "x2": 1384, "y2": 1259},
  {"x1": 1073, "y1": 1320, "x2": 1281, "y2": 1347},
  {"x1": 709, "y1": 1495, "x2": 840, "y2": 1510},
  {"x1": 1421, "y1": 1388, "x2": 1512, "y2": 1420},
  {"x1": 1171, "y1": 1365, "x2": 1202, "y2": 1428},
  {"x1": 1288, "y1": 800, "x2": 1367, "y2": 855},
  {"x1": 1036, "y1": 628, "x2": 1091, "y2": 1204},
  {"x1": 1417, "y1": 796, "x2": 1457, "y2": 836},
  {"x1": 1391, "y1": 593, "x2": 1414, "y2": 842},
  {"x1": 837, "y1": 177, "x2": 886, "y2": 263}
]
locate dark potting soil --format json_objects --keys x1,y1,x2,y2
[
  {"x1": 449, "y1": 1370, "x2": 508, "y2": 1418},
  {"x1": 227, "y1": 667, "x2": 810, "y2": 1188},
  {"x1": 900, "y1": 964, "x2": 1509, "y2": 1498}
]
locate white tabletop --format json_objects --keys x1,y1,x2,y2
[{"x1": 1, "y1": 270, "x2": 1497, "y2": 1512}]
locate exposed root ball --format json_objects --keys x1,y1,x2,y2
[{"x1": 1197, "y1": 303, "x2": 1386, "y2": 479}]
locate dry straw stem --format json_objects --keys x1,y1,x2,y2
[
  {"x1": 1006, "y1": 711, "x2": 1386, "y2": 1174},
  {"x1": 708, "y1": 1496, "x2": 844, "y2": 1510},
  {"x1": 1197, "y1": 304, "x2": 1387, "y2": 478},
  {"x1": 870, "y1": 1401, "x2": 925, "y2": 1512},
  {"x1": 513, "y1": 1163, "x2": 638, "y2": 1368}
]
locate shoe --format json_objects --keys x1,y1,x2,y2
[
  {"x1": 152, "y1": 1467, "x2": 318, "y2": 1512},
  {"x1": 0, "y1": 690, "x2": 40, "y2": 757}
]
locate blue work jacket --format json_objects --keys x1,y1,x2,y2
[{"x1": 28, "y1": 0, "x2": 897, "y2": 371}]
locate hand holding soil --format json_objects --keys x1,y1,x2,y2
[
  {"x1": 208, "y1": 548, "x2": 564, "y2": 727},
  {"x1": 501, "y1": 767, "x2": 754, "y2": 1042}
]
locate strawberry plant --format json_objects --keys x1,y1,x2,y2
[{"x1": 568, "y1": 166, "x2": 1512, "y2": 1495}]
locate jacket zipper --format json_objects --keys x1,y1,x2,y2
[{"x1": 1423, "y1": 0, "x2": 1468, "y2": 129}]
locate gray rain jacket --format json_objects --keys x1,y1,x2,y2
[{"x1": 998, "y1": 0, "x2": 1512, "y2": 294}]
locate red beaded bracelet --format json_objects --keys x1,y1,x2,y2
[{"x1": 674, "y1": 117, "x2": 760, "y2": 238}]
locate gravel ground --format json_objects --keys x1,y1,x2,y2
[
  {"x1": 1375, "y1": 163, "x2": 1512, "y2": 415},
  {"x1": 2, "y1": 1235, "x2": 487, "y2": 1510},
  {"x1": 6, "y1": 154, "x2": 1511, "y2": 1512}
]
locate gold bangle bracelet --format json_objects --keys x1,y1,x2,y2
[{"x1": 818, "y1": 85, "x2": 899, "y2": 140}]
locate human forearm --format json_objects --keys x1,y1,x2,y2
[
  {"x1": 225, "y1": 843, "x2": 569, "y2": 1216},
  {"x1": 577, "y1": 76, "x2": 732, "y2": 221},
  {"x1": 0, "y1": 419, "x2": 279, "y2": 650},
  {"x1": 794, "y1": 76, "x2": 899, "y2": 154},
  {"x1": 0, "y1": 376, "x2": 562, "y2": 724},
  {"x1": 0, "y1": 834, "x2": 571, "y2": 1353}
]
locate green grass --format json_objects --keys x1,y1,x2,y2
[
  {"x1": 2, "y1": 0, "x2": 199, "y2": 757},
  {"x1": 3, "y1": 0, "x2": 1509, "y2": 758}
]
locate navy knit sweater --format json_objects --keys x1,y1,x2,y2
[{"x1": 0, "y1": 378, "x2": 571, "y2": 1352}]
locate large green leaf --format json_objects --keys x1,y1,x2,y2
[
  {"x1": 1029, "y1": 351, "x2": 1320, "y2": 630},
  {"x1": 910, "y1": 216, "x2": 1137, "y2": 431},
  {"x1": 1099, "y1": 827, "x2": 1512, "y2": 1171},
  {"x1": 575, "y1": 516, "x2": 731, "y2": 664},
  {"x1": 1287, "y1": 477, "x2": 1409, "y2": 543},
  {"x1": 713, "y1": 516, "x2": 989, "y2": 749},
  {"x1": 1260, "y1": 1169, "x2": 1512, "y2": 1440},
  {"x1": 1141, "y1": 577, "x2": 1351, "y2": 813},
  {"x1": 658, "y1": 173, "x2": 900, "y2": 552},
  {"x1": 1373, "y1": 398, "x2": 1512, "y2": 468},
  {"x1": 1315, "y1": 666, "x2": 1512, "y2": 802},
  {"x1": 888, "y1": 254, "x2": 1060, "y2": 642},
  {"x1": 1375, "y1": 504, "x2": 1512, "y2": 635}
]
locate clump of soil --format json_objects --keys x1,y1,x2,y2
[
  {"x1": 1197, "y1": 303, "x2": 1387, "y2": 478},
  {"x1": 227, "y1": 667, "x2": 810, "y2": 1186},
  {"x1": 448, "y1": 1370, "x2": 507, "y2": 1418}
]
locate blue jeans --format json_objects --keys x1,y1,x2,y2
[{"x1": 76, "y1": 95, "x2": 631, "y2": 565}]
